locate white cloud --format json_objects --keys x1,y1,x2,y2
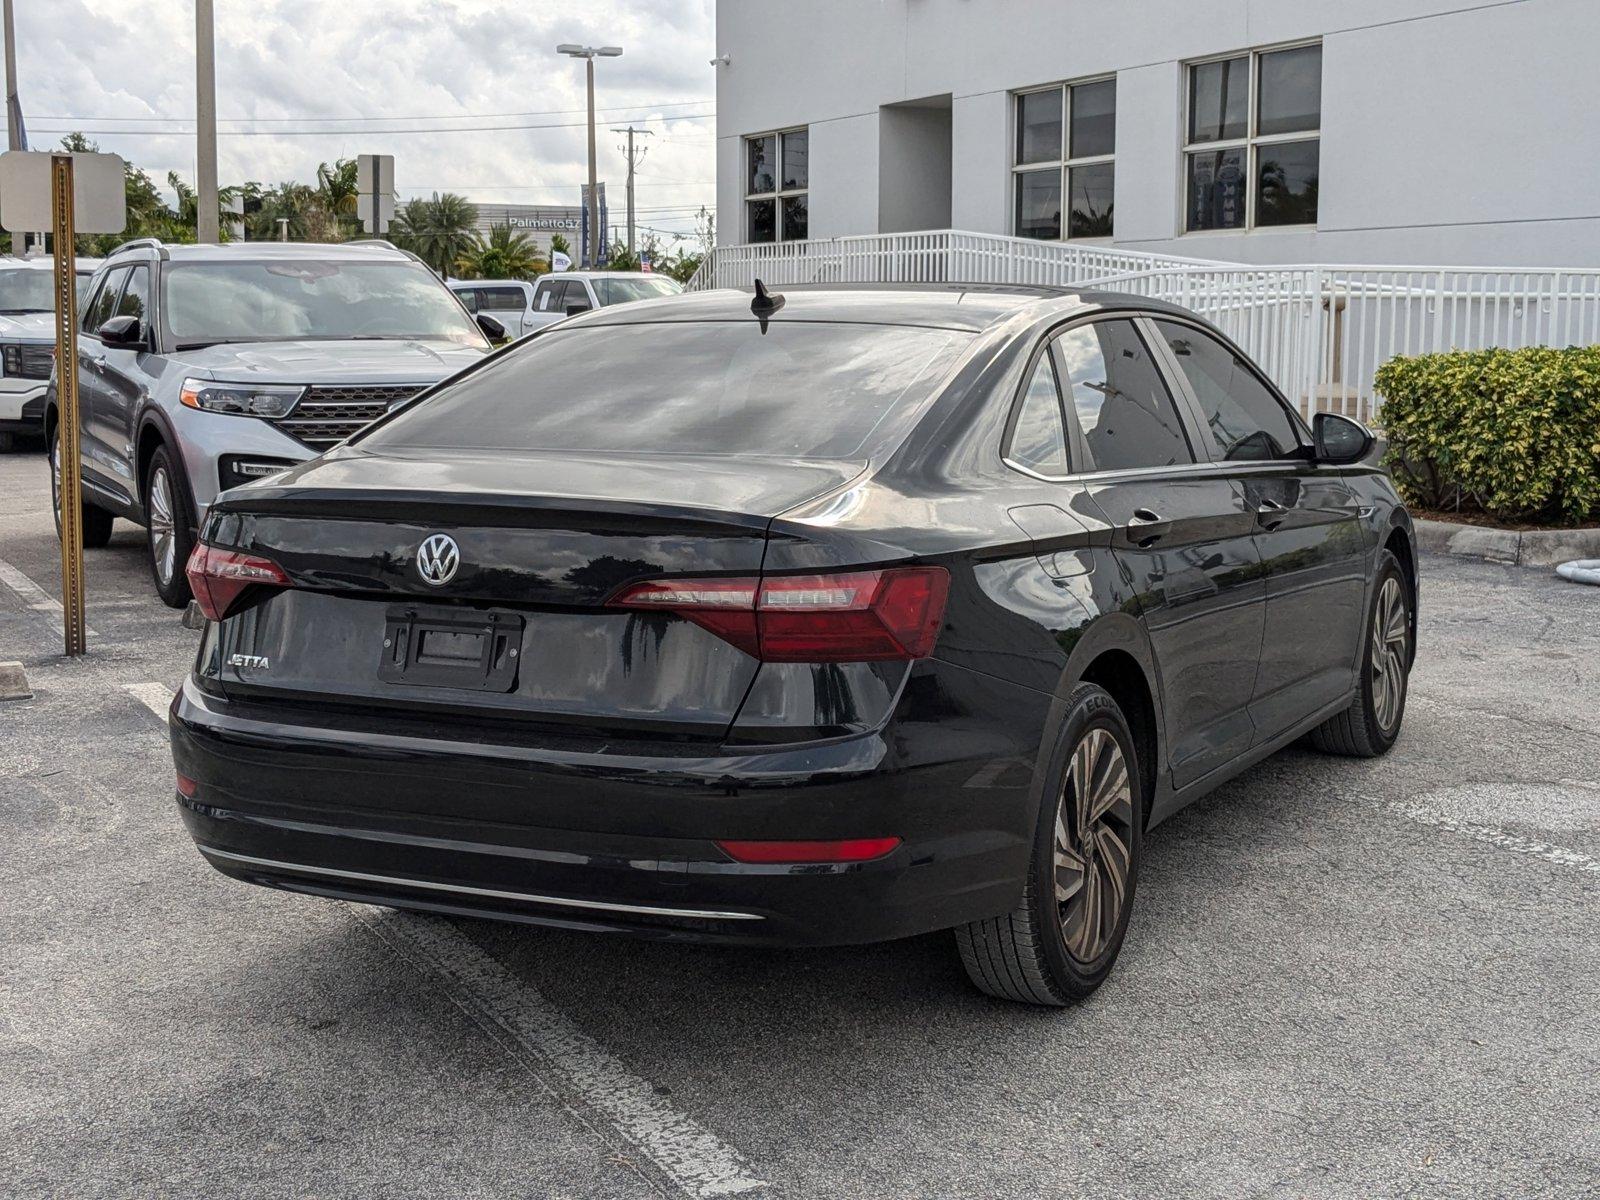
[{"x1": 15, "y1": 0, "x2": 717, "y2": 241}]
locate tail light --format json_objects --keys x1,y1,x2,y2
[
  {"x1": 716, "y1": 837, "x2": 902, "y2": 864},
  {"x1": 606, "y1": 567, "x2": 949, "y2": 662},
  {"x1": 185, "y1": 543, "x2": 291, "y2": 621}
]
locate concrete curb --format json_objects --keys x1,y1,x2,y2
[{"x1": 1414, "y1": 517, "x2": 1600, "y2": 568}]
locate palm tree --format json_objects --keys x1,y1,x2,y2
[
  {"x1": 245, "y1": 181, "x2": 339, "y2": 242},
  {"x1": 391, "y1": 192, "x2": 479, "y2": 277},
  {"x1": 454, "y1": 223, "x2": 545, "y2": 280},
  {"x1": 316, "y1": 159, "x2": 361, "y2": 237}
]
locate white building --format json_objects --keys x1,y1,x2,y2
[{"x1": 714, "y1": 0, "x2": 1600, "y2": 267}]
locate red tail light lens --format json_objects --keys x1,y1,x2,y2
[
  {"x1": 607, "y1": 567, "x2": 949, "y2": 662},
  {"x1": 185, "y1": 543, "x2": 291, "y2": 621},
  {"x1": 715, "y1": 837, "x2": 902, "y2": 864}
]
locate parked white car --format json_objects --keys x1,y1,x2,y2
[
  {"x1": 448, "y1": 279, "x2": 537, "y2": 338},
  {"x1": 527, "y1": 272, "x2": 683, "y2": 331},
  {"x1": 0, "y1": 256, "x2": 102, "y2": 450}
]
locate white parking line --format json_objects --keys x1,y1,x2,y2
[
  {"x1": 359, "y1": 909, "x2": 768, "y2": 1198},
  {"x1": 0, "y1": 554, "x2": 97, "y2": 637},
  {"x1": 1394, "y1": 801, "x2": 1600, "y2": 876},
  {"x1": 124, "y1": 682, "x2": 174, "y2": 723}
]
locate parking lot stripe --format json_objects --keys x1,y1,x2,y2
[
  {"x1": 0, "y1": 554, "x2": 98, "y2": 637},
  {"x1": 1394, "y1": 800, "x2": 1600, "y2": 876},
  {"x1": 123, "y1": 682, "x2": 174, "y2": 723},
  {"x1": 360, "y1": 909, "x2": 768, "y2": 1198}
]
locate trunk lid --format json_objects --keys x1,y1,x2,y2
[{"x1": 204, "y1": 446, "x2": 865, "y2": 738}]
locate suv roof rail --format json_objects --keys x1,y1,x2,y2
[
  {"x1": 346, "y1": 238, "x2": 399, "y2": 250},
  {"x1": 106, "y1": 237, "x2": 164, "y2": 257}
]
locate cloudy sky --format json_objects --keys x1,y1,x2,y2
[{"x1": 15, "y1": 0, "x2": 717, "y2": 244}]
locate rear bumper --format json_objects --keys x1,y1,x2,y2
[{"x1": 169, "y1": 676, "x2": 1039, "y2": 946}]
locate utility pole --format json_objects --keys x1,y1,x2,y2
[
  {"x1": 195, "y1": 0, "x2": 220, "y2": 243},
  {"x1": 557, "y1": 43, "x2": 622, "y2": 267},
  {"x1": 3, "y1": 0, "x2": 23, "y2": 254},
  {"x1": 610, "y1": 124, "x2": 652, "y2": 257}
]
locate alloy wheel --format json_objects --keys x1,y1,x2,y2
[
  {"x1": 148, "y1": 466, "x2": 177, "y2": 586},
  {"x1": 1053, "y1": 727, "x2": 1135, "y2": 964},
  {"x1": 1370, "y1": 575, "x2": 1409, "y2": 732}
]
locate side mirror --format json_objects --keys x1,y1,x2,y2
[
  {"x1": 98, "y1": 314, "x2": 144, "y2": 348},
  {"x1": 564, "y1": 302, "x2": 591, "y2": 316},
  {"x1": 1313, "y1": 411, "x2": 1375, "y2": 465},
  {"x1": 475, "y1": 313, "x2": 506, "y2": 341}
]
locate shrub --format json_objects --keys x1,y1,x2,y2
[{"x1": 1374, "y1": 345, "x2": 1600, "y2": 524}]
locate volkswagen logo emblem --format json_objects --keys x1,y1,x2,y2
[{"x1": 416, "y1": 533, "x2": 460, "y2": 586}]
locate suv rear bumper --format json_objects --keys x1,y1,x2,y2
[{"x1": 169, "y1": 677, "x2": 1038, "y2": 946}]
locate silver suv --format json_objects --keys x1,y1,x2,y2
[{"x1": 50, "y1": 239, "x2": 494, "y2": 605}]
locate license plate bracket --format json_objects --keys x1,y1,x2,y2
[{"x1": 378, "y1": 605, "x2": 524, "y2": 692}]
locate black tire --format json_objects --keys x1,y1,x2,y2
[
  {"x1": 1308, "y1": 549, "x2": 1411, "y2": 757},
  {"x1": 143, "y1": 445, "x2": 196, "y2": 607},
  {"x1": 955, "y1": 683, "x2": 1143, "y2": 1006},
  {"x1": 48, "y1": 426, "x2": 115, "y2": 548}
]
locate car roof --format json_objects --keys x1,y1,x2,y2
[
  {"x1": 540, "y1": 271, "x2": 663, "y2": 281},
  {"x1": 563, "y1": 282, "x2": 1193, "y2": 334},
  {"x1": 103, "y1": 240, "x2": 420, "y2": 266}
]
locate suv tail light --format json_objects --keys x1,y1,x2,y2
[
  {"x1": 185, "y1": 543, "x2": 291, "y2": 621},
  {"x1": 606, "y1": 567, "x2": 949, "y2": 662}
]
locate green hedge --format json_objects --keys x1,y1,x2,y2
[{"x1": 1375, "y1": 345, "x2": 1600, "y2": 525}]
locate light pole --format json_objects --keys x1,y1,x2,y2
[
  {"x1": 556, "y1": 43, "x2": 622, "y2": 268},
  {"x1": 4, "y1": 0, "x2": 24, "y2": 254},
  {"x1": 195, "y1": 0, "x2": 220, "y2": 243}
]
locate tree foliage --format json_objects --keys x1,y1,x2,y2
[
  {"x1": 390, "y1": 192, "x2": 478, "y2": 277},
  {"x1": 454, "y1": 223, "x2": 545, "y2": 280}
]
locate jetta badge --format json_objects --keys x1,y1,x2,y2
[{"x1": 416, "y1": 533, "x2": 460, "y2": 586}]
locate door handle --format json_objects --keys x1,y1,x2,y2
[
  {"x1": 1128, "y1": 508, "x2": 1170, "y2": 548},
  {"x1": 1255, "y1": 499, "x2": 1288, "y2": 530},
  {"x1": 85, "y1": 353, "x2": 106, "y2": 368}
]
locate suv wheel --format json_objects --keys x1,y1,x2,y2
[
  {"x1": 144, "y1": 445, "x2": 196, "y2": 607},
  {"x1": 955, "y1": 683, "x2": 1142, "y2": 1006},
  {"x1": 1308, "y1": 549, "x2": 1412, "y2": 757},
  {"x1": 49, "y1": 430, "x2": 115, "y2": 548}
]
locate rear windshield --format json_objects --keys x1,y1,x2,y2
[
  {"x1": 362, "y1": 321, "x2": 970, "y2": 459},
  {"x1": 591, "y1": 276, "x2": 682, "y2": 306}
]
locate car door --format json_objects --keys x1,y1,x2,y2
[
  {"x1": 526, "y1": 278, "x2": 564, "y2": 329},
  {"x1": 1149, "y1": 318, "x2": 1370, "y2": 737},
  {"x1": 477, "y1": 286, "x2": 528, "y2": 335},
  {"x1": 75, "y1": 265, "x2": 129, "y2": 501},
  {"x1": 93, "y1": 263, "x2": 154, "y2": 507},
  {"x1": 1055, "y1": 317, "x2": 1266, "y2": 790}
]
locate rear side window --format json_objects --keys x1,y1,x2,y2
[
  {"x1": 533, "y1": 281, "x2": 558, "y2": 311},
  {"x1": 1057, "y1": 320, "x2": 1194, "y2": 471},
  {"x1": 365, "y1": 321, "x2": 970, "y2": 459},
  {"x1": 1153, "y1": 320, "x2": 1299, "y2": 461},
  {"x1": 481, "y1": 287, "x2": 526, "y2": 309},
  {"x1": 1007, "y1": 351, "x2": 1070, "y2": 476}
]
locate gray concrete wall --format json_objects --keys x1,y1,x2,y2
[{"x1": 715, "y1": 0, "x2": 1600, "y2": 266}]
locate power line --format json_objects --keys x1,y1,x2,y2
[
  {"x1": 34, "y1": 98, "x2": 715, "y2": 124},
  {"x1": 30, "y1": 112, "x2": 715, "y2": 138}
]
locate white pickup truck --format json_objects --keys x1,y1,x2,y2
[{"x1": 450, "y1": 271, "x2": 682, "y2": 339}]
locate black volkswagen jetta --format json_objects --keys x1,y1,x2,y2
[{"x1": 170, "y1": 283, "x2": 1416, "y2": 1006}]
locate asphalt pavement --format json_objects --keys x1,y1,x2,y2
[{"x1": 2, "y1": 446, "x2": 1597, "y2": 1199}]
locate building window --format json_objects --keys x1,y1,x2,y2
[
  {"x1": 1012, "y1": 77, "x2": 1115, "y2": 241},
  {"x1": 745, "y1": 128, "x2": 808, "y2": 243},
  {"x1": 1185, "y1": 42, "x2": 1321, "y2": 233}
]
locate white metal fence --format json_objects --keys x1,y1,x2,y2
[{"x1": 687, "y1": 231, "x2": 1600, "y2": 423}]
